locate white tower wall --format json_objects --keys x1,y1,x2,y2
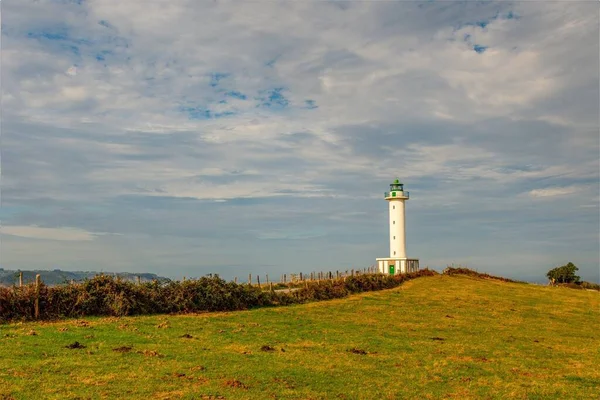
[
  {"x1": 376, "y1": 179, "x2": 419, "y2": 275},
  {"x1": 389, "y1": 199, "x2": 406, "y2": 258}
]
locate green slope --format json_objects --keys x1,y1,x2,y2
[{"x1": 0, "y1": 274, "x2": 598, "y2": 400}]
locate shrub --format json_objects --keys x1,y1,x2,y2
[
  {"x1": 556, "y1": 281, "x2": 600, "y2": 291},
  {"x1": 579, "y1": 281, "x2": 600, "y2": 291},
  {"x1": 0, "y1": 269, "x2": 436, "y2": 323},
  {"x1": 546, "y1": 262, "x2": 581, "y2": 284},
  {"x1": 442, "y1": 267, "x2": 525, "y2": 283}
]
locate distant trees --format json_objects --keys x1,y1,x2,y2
[{"x1": 546, "y1": 262, "x2": 581, "y2": 284}]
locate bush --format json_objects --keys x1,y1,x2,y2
[
  {"x1": 556, "y1": 281, "x2": 600, "y2": 291},
  {"x1": 579, "y1": 281, "x2": 600, "y2": 291},
  {"x1": 546, "y1": 262, "x2": 581, "y2": 284},
  {"x1": 442, "y1": 267, "x2": 525, "y2": 283},
  {"x1": 0, "y1": 269, "x2": 436, "y2": 323}
]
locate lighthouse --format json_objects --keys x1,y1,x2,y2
[{"x1": 376, "y1": 179, "x2": 419, "y2": 274}]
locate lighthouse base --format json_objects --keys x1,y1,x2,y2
[{"x1": 375, "y1": 258, "x2": 420, "y2": 275}]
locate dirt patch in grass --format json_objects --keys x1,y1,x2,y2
[
  {"x1": 223, "y1": 379, "x2": 248, "y2": 389},
  {"x1": 348, "y1": 348, "x2": 368, "y2": 355},
  {"x1": 180, "y1": 333, "x2": 193, "y2": 339},
  {"x1": 431, "y1": 337, "x2": 445, "y2": 341},
  {"x1": 138, "y1": 350, "x2": 164, "y2": 358},
  {"x1": 25, "y1": 330, "x2": 37, "y2": 336},
  {"x1": 156, "y1": 322, "x2": 169, "y2": 329},
  {"x1": 65, "y1": 341, "x2": 86, "y2": 349},
  {"x1": 260, "y1": 345, "x2": 276, "y2": 352},
  {"x1": 113, "y1": 346, "x2": 133, "y2": 353}
]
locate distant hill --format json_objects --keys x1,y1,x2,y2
[{"x1": 0, "y1": 269, "x2": 171, "y2": 287}]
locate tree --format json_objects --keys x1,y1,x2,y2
[{"x1": 546, "y1": 262, "x2": 581, "y2": 284}]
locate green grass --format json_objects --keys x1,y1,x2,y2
[{"x1": 1, "y1": 275, "x2": 598, "y2": 400}]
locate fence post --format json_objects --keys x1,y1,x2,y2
[
  {"x1": 19, "y1": 272, "x2": 23, "y2": 287},
  {"x1": 248, "y1": 274, "x2": 252, "y2": 286},
  {"x1": 266, "y1": 274, "x2": 269, "y2": 285},
  {"x1": 34, "y1": 274, "x2": 41, "y2": 319},
  {"x1": 300, "y1": 272, "x2": 303, "y2": 281},
  {"x1": 257, "y1": 275, "x2": 261, "y2": 287},
  {"x1": 270, "y1": 282, "x2": 273, "y2": 293}
]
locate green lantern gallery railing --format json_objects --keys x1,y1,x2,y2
[{"x1": 384, "y1": 191, "x2": 409, "y2": 198}]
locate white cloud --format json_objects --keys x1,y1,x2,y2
[
  {"x1": 1, "y1": 225, "x2": 120, "y2": 241},
  {"x1": 528, "y1": 186, "x2": 585, "y2": 198}
]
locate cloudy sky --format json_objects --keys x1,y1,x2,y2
[{"x1": 1, "y1": 0, "x2": 598, "y2": 283}]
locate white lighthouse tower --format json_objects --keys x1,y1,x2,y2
[{"x1": 376, "y1": 179, "x2": 419, "y2": 275}]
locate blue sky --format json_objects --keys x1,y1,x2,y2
[{"x1": 1, "y1": 0, "x2": 598, "y2": 283}]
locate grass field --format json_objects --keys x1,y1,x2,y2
[{"x1": 1, "y1": 274, "x2": 598, "y2": 400}]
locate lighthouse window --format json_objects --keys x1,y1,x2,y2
[
  {"x1": 394, "y1": 251, "x2": 396, "y2": 255},
  {"x1": 393, "y1": 221, "x2": 395, "y2": 224},
  {"x1": 393, "y1": 236, "x2": 395, "y2": 239},
  {"x1": 393, "y1": 205, "x2": 395, "y2": 209}
]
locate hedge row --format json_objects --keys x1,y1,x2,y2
[
  {"x1": 556, "y1": 281, "x2": 600, "y2": 291},
  {"x1": 442, "y1": 267, "x2": 527, "y2": 283},
  {"x1": 0, "y1": 269, "x2": 436, "y2": 323}
]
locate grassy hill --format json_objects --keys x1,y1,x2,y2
[{"x1": 0, "y1": 274, "x2": 598, "y2": 399}]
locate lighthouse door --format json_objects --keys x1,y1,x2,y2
[{"x1": 389, "y1": 264, "x2": 395, "y2": 275}]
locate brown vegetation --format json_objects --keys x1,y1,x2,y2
[
  {"x1": 442, "y1": 267, "x2": 526, "y2": 283},
  {"x1": 0, "y1": 269, "x2": 436, "y2": 323}
]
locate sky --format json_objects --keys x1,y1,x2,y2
[{"x1": 0, "y1": 0, "x2": 598, "y2": 283}]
